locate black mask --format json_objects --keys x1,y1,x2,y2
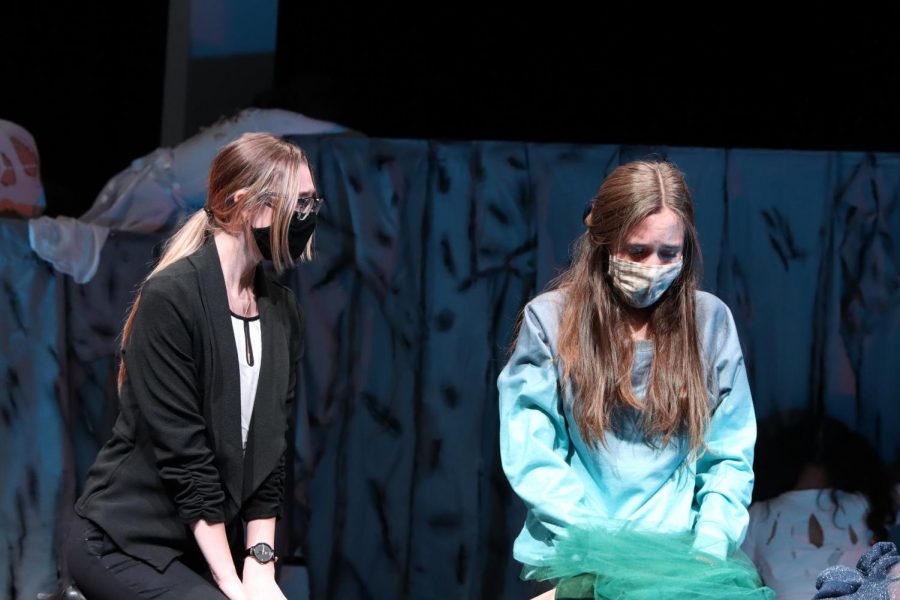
[{"x1": 251, "y1": 213, "x2": 317, "y2": 262}]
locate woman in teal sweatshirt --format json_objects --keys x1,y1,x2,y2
[{"x1": 499, "y1": 160, "x2": 772, "y2": 599}]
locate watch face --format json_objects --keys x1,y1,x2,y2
[{"x1": 253, "y1": 543, "x2": 274, "y2": 563}]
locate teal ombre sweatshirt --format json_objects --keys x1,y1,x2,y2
[{"x1": 499, "y1": 290, "x2": 756, "y2": 565}]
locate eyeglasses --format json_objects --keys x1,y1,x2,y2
[
  {"x1": 296, "y1": 195, "x2": 325, "y2": 215},
  {"x1": 261, "y1": 192, "x2": 325, "y2": 219}
]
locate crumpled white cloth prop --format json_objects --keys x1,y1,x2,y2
[{"x1": 28, "y1": 216, "x2": 109, "y2": 284}]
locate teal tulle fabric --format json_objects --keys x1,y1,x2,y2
[{"x1": 522, "y1": 526, "x2": 775, "y2": 600}]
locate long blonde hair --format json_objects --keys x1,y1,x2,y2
[
  {"x1": 117, "y1": 132, "x2": 314, "y2": 391},
  {"x1": 554, "y1": 160, "x2": 709, "y2": 454}
]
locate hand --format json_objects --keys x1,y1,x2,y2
[
  {"x1": 243, "y1": 558, "x2": 287, "y2": 600},
  {"x1": 216, "y1": 575, "x2": 249, "y2": 600},
  {"x1": 244, "y1": 578, "x2": 287, "y2": 600}
]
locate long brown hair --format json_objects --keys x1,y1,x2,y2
[
  {"x1": 117, "y1": 132, "x2": 313, "y2": 391},
  {"x1": 554, "y1": 160, "x2": 709, "y2": 454}
]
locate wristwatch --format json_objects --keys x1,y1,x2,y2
[{"x1": 245, "y1": 542, "x2": 278, "y2": 564}]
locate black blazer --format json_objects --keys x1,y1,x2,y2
[{"x1": 75, "y1": 238, "x2": 303, "y2": 571}]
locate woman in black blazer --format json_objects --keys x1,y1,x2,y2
[{"x1": 65, "y1": 133, "x2": 320, "y2": 600}]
